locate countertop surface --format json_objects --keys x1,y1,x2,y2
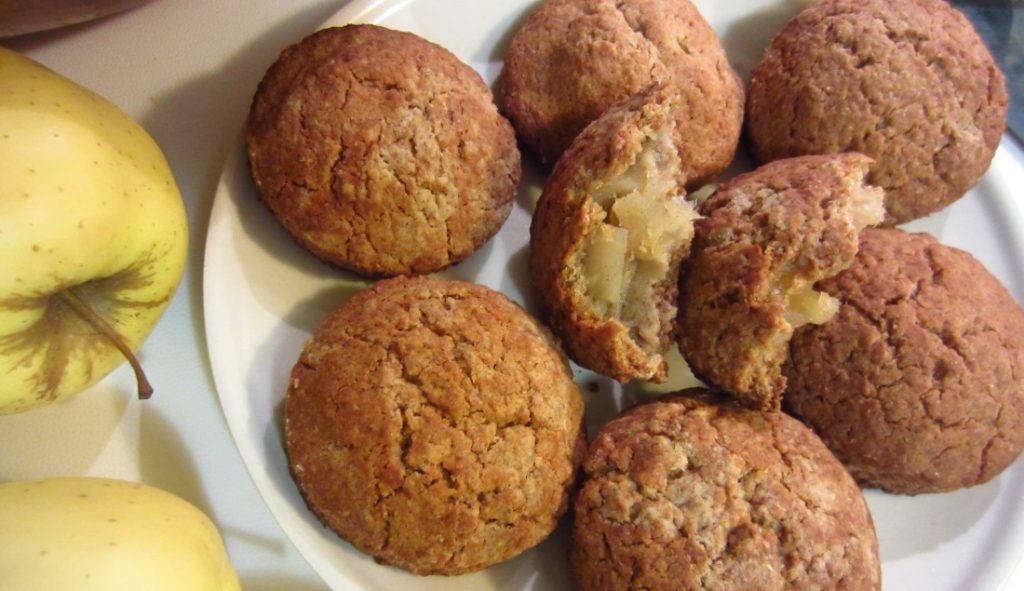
[{"x1": 1, "y1": 1, "x2": 1022, "y2": 590}]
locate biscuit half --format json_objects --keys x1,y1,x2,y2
[
  {"x1": 678, "y1": 153, "x2": 884, "y2": 410},
  {"x1": 530, "y1": 84, "x2": 698, "y2": 383}
]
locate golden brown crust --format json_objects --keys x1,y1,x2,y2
[
  {"x1": 529, "y1": 85, "x2": 693, "y2": 383},
  {"x1": 570, "y1": 390, "x2": 880, "y2": 591},
  {"x1": 746, "y1": 0, "x2": 1008, "y2": 224},
  {"x1": 785, "y1": 228, "x2": 1024, "y2": 494},
  {"x1": 246, "y1": 24, "x2": 521, "y2": 277},
  {"x1": 678, "y1": 153, "x2": 881, "y2": 410},
  {"x1": 500, "y1": 0, "x2": 743, "y2": 187},
  {"x1": 284, "y1": 276, "x2": 585, "y2": 575}
]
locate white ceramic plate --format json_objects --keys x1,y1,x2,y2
[{"x1": 203, "y1": 0, "x2": 1024, "y2": 588}]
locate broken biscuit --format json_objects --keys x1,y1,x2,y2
[
  {"x1": 530, "y1": 85, "x2": 698, "y2": 383},
  {"x1": 678, "y1": 153, "x2": 884, "y2": 410}
]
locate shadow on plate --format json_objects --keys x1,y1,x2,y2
[
  {"x1": 486, "y1": 517, "x2": 574, "y2": 590},
  {"x1": 499, "y1": 243, "x2": 535, "y2": 312},
  {"x1": 719, "y1": 0, "x2": 813, "y2": 81},
  {"x1": 867, "y1": 480, "x2": 999, "y2": 562},
  {"x1": 240, "y1": 573, "x2": 330, "y2": 591},
  {"x1": 514, "y1": 158, "x2": 547, "y2": 215}
]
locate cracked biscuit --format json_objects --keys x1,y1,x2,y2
[
  {"x1": 785, "y1": 227, "x2": 1024, "y2": 494},
  {"x1": 746, "y1": 0, "x2": 1008, "y2": 224},
  {"x1": 247, "y1": 24, "x2": 520, "y2": 277},
  {"x1": 530, "y1": 84, "x2": 698, "y2": 384},
  {"x1": 678, "y1": 153, "x2": 884, "y2": 411},
  {"x1": 570, "y1": 389, "x2": 880, "y2": 591},
  {"x1": 284, "y1": 276, "x2": 586, "y2": 575},
  {"x1": 499, "y1": 0, "x2": 744, "y2": 187}
]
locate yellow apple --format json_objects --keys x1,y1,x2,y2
[
  {"x1": 0, "y1": 477, "x2": 241, "y2": 590},
  {"x1": 0, "y1": 47, "x2": 187, "y2": 414}
]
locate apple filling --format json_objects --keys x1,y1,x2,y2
[
  {"x1": 780, "y1": 275, "x2": 841, "y2": 329},
  {"x1": 581, "y1": 133, "x2": 697, "y2": 349},
  {"x1": 780, "y1": 172, "x2": 884, "y2": 329}
]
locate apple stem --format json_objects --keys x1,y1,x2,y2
[{"x1": 56, "y1": 288, "x2": 154, "y2": 400}]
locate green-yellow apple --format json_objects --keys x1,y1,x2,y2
[
  {"x1": 0, "y1": 477, "x2": 241, "y2": 590},
  {"x1": 0, "y1": 47, "x2": 187, "y2": 414}
]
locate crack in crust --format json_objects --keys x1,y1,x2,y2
[
  {"x1": 570, "y1": 391, "x2": 880, "y2": 590},
  {"x1": 785, "y1": 228, "x2": 1024, "y2": 494},
  {"x1": 246, "y1": 24, "x2": 520, "y2": 277},
  {"x1": 746, "y1": 0, "x2": 1008, "y2": 224},
  {"x1": 284, "y1": 276, "x2": 585, "y2": 575}
]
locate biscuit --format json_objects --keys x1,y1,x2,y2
[
  {"x1": 746, "y1": 0, "x2": 1008, "y2": 225},
  {"x1": 678, "y1": 153, "x2": 884, "y2": 411},
  {"x1": 570, "y1": 390, "x2": 881, "y2": 591},
  {"x1": 284, "y1": 276, "x2": 586, "y2": 574},
  {"x1": 246, "y1": 24, "x2": 521, "y2": 277},
  {"x1": 785, "y1": 228, "x2": 1024, "y2": 494},
  {"x1": 530, "y1": 84, "x2": 698, "y2": 383},
  {"x1": 500, "y1": 0, "x2": 744, "y2": 187}
]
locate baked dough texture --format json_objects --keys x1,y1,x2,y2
[
  {"x1": 284, "y1": 276, "x2": 585, "y2": 574},
  {"x1": 571, "y1": 390, "x2": 880, "y2": 591},
  {"x1": 247, "y1": 24, "x2": 520, "y2": 277},
  {"x1": 500, "y1": 0, "x2": 743, "y2": 187},
  {"x1": 746, "y1": 0, "x2": 1008, "y2": 224},
  {"x1": 530, "y1": 84, "x2": 697, "y2": 383},
  {"x1": 678, "y1": 153, "x2": 884, "y2": 411},
  {"x1": 785, "y1": 228, "x2": 1024, "y2": 494}
]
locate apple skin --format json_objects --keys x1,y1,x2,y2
[
  {"x1": 0, "y1": 477, "x2": 241, "y2": 590},
  {"x1": 0, "y1": 47, "x2": 187, "y2": 414}
]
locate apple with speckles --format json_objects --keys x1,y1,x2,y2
[
  {"x1": 0, "y1": 477, "x2": 241, "y2": 590},
  {"x1": 0, "y1": 47, "x2": 187, "y2": 414}
]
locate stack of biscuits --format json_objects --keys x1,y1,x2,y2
[{"x1": 244, "y1": 0, "x2": 1022, "y2": 588}]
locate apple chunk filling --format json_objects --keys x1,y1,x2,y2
[
  {"x1": 780, "y1": 174, "x2": 883, "y2": 330},
  {"x1": 581, "y1": 136, "x2": 697, "y2": 349},
  {"x1": 781, "y1": 276, "x2": 840, "y2": 329}
]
